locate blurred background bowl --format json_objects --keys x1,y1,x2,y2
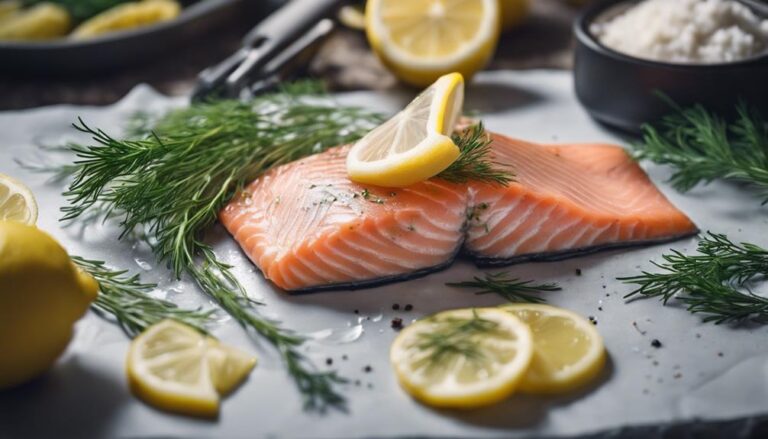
[
  {"x1": 0, "y1": 0, "x2": 282, "y2": 77},
  {"x1": 573, "y1": 0, "x2": 768, "y2": 134}
]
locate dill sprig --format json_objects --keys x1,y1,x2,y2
[
  {"x1": 412, "y1": 310, "x2": 501, "y2": 371},
  {"x1": 619, "y1": 232, "x2": 768, "y2": 324},
  {"x1": 438, "y1": 123, "x2": 513, "y2": 186},
  {"x1": 633, "y1": 102, "x2": 768, "y2": 203},
  {"x1": 60, "y1": 87, "x2": 382, "y2": 412},
  {"x1": 447, "y1": 272, "x2": 561, "y2": 303},
  {"x1": 73, "y1": 256, "x2": 214, "y2": 337}
]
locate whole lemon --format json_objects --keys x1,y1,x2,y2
[
  {"x1": 500, "y1": 0, "x2": 530, "y2": 31},
  {"x1": 0, "y1": 221, "x2": 98, "y2": 390}
]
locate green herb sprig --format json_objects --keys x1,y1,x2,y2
[
  {"x1": 438, "y1": 123, "x2": 513, "y2": 186},
  {"x1": 447, "y1": 272, "x2": 561, "y2": 303},
  {"x1": 619, "y1": 232, "x2": 768, "y2": 324},
  {"x1": 74, "y1": 256, "x2": 214, "y2": 337},
  {"x1": 634, "y1": 102, "x2": 768, "y2": 203},
  {"x1": 413, "y1": 310, "x2": 501, "y2": 371},
  {"x1": 59, "y1": 86, "x2": 382, "y2": 412}
]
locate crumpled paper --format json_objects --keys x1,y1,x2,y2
[{"x1": 0, "y1": 72, "x2": 766, "y2": 438}]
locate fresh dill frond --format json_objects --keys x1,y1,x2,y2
[
  {"x1": 413, "y1": 310, "x2": 501, "y2": 371},
  {"x1": 59, "y1": 87, "x2": 383, "y2": 412},
  {"x1": 619, "y1": 232, "x2": 768, "y2": 324},
  {"x1": 438, "y1": 123, "x2": 514, "y2": 186},
  {"x1": 74, "y1": 256, "x2": 214, "y2": 337},
  {"x1": 633, "y1": 102, "x2": 768, "y2": 203},
  {"x1": 447, "y1": 272, "x2": 561, "y2": 303}
]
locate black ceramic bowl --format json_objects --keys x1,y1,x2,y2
[
  {"x1": 0, "y1": 0, "x2": 282, "y2": 76},
  {"x1": 574, "y1": 0, "x2": 768, "y2": 134}
]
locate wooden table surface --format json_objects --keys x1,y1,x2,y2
[{"x1": 0, "y1": 0, "x2": 579, "y2": 110}]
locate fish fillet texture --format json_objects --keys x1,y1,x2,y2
[
  {"x1": 465, "y1": 133, "x2": 697, "y2": 265},
  {"x1": 220, "y1": 132, "x2": 697, "y2": 291},
  {"x1": 219, "y1": 148, "x2": 468, "y2": 291}
]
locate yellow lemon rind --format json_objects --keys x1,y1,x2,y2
[
  {"x1": 390, "y1": 307, "x2": 534, "y2": 409},
  {"x1": 365, "y1": 0, "x2": 501, "y2": 87},
  {"x1": 347, "y1": 135, "x2": 459, "y2": 188},
  {"x1": 503, "y1": 303, "x2": 607, "y2": 395}
]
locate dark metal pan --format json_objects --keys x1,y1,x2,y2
[{"x1": 0, "y1": 0, "x2": 282, "y2": 77}]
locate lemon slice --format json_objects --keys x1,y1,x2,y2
[
  {"x1": 366, "y1": 0, "x2": 500, "y2": 86},
  {"x1": 0, "y1": 174, "x2": 38, "y2": 225},
  {"x1": 127, "y1": 320, "x2": 256, "y2": 417},
  {"x1": 390, "y1": 307, "x2": 533, "y2": 409},
  {"x1": 346, "y1": 72, "x2": 463, "y2": 187},
  {"x1": 503, "y1": 304, "x2": 606, "y2": 394}
]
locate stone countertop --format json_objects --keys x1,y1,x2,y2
[{"x1": 0, "y1": 0, "x2": 579, "y2": 110}]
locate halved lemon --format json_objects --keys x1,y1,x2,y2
[
  {"x1": 0, "y1": 174, "x2": 38, "y2": 224},
  {"x1": 126, "y1": 320, "x2": 256, "y2": 418},
  {"x1": 503, "y1": 304, "x2": 606, "y2": 394},
  {"x1": 366, "y1": 0, "x2": 501, "y2": 86},
  {"x1": 390, "y1": 307, "x2": 533, "y2": 409},
  {"x1": 346, "y1": 72, "x2": 463, "y2": 187}
]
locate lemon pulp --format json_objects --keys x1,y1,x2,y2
[
  {"x1": 346, "y1": 72, "x2": 463, "y2": 187},
  {"x1": 127, "y1": 320, "x2": 256, "y2": 417},
  {"x1": 366, "y1": 0, "x2": 501, "y2": 86},
  {"x1": 504, "y1": 304, "x2": 606, "y2": 394},
  {"x1": 390, "y1": 307, "x2": 533, "y2": 409},
  {"x1": 0, "y1": 174, "x2": 38, "y2": 224}
]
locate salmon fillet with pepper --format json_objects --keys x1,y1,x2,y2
[{"x1": 220, "y1": 132, "x2": 697, "y2": 291}]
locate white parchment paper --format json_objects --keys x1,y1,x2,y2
[{"x1": 0, "y1": 71, "x2": 766, "y2": 438}]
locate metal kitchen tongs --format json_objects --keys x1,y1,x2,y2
[{"x1": 192, "y1": 0, "x2": 348, "y2": 101}]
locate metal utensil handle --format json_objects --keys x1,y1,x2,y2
[
  {"x1": 243, "y1": 0, "x2": 345, "y2": 58},
  {"x1": 223, "y1": 0, "x2": 346, "y2": 97}
]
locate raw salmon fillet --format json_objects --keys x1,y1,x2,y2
[
  {"x1": 465, "y1": 133, "x2": 698, "y2": 266},
  {"x1": 220, "y1": 132, "x2": 697, "y2": 291},
  {"x1": 219, "y1": 147, "x2": 468, "y2": 291}
]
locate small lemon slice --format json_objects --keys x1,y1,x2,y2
[
  {"x1": 366, "y1": 0, "x2": 500, "y2": 86},
  {"x1": 127, "y1": 320, "x2": 256, "y2": 418},
  {"x1": 503, "y1": 304, "x2": 606, "y2": 394},
  {"x1": 0, "y1": 174, "x2": 38, "y2": 225},
  {"x1": 346, "y1": 72, "x2": 463, "y2": 187},
  {"x1": 71, "y1": 0, "x2": 181, "y2": 40},
  {"x1": 390, "y1": 307, "x2": 533, "y2": 409}
]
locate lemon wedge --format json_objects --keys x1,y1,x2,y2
[
  {"x1": 390, "y1": 308, "x2": 533, "y2": 409},
  {"x1": 503, "y1": 304, "x2": 606, "y2": 394},
  {"x1": 346, "y1": 72, "x2": 463, "y2": 187},
  {"x1": 366, "y1": 0, "x2": 500, "y2": 86},
  {"x1": 0, "y1": 174, "x2": 38, "y2": 225},
  {"x1": 0, "y1": 3, "x2": 70, "y2": 41},
  {"x1": 71, "y1": 0, "x2": 180, "y2": 39},
  {"x1": 126, "y1": 320, "x2": 256, "y2": 417}
]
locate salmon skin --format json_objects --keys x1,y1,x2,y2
[{"x1": 220, "y1": 132, "x2": 697, "y2": 292}]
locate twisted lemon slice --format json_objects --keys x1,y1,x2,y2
[
  {"x1": 127, "y1": 320, "x2": 256, "y2": 417},
  {"x1": 346, "y1": 72, "x2": 463, "y2": 187}
]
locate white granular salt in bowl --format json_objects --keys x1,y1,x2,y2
[{"x1": 591, "y1": 0, "x2": 768, "y2": 64}]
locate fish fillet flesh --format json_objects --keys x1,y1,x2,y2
[
  {"x1": 465, "y1": 134, "x2": 698, "y2": 266},
  {"x1": 219, "y1": 148, "x2": 468, "y2": 292},
  {"x1": 220, "y1": 133, "x2": 697, "y2": 292}
]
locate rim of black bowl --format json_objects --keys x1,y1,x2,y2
[
  {"x1": 574, "y1": 0, "x2": 768, "y2": 70},
  {"x1": 0, "y1": 0, "x2": 241, "y2": 50}
]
